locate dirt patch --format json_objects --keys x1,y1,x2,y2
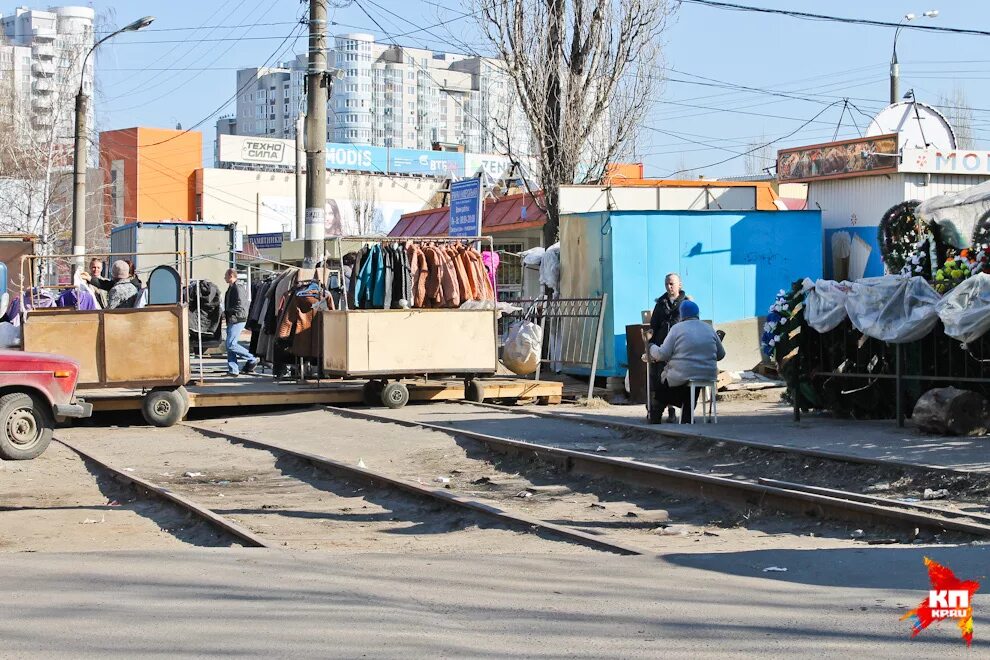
[{"x1": 0, "y1": 442, "x2": 230, "y2": 552}]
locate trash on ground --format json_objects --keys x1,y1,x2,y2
[
  {"x1": 434, "y1": 476, "x2": 450, "y2": 484},
  {"x1": 595, "y1": 445, "x2": 608, "y2": 452},
  {"x1": 516, "y1": 491, "x2": 533, "y2": 498},
  {"x1": 357, "y1": 459, "x2": 367, "y2": 469},
  {"x1": 183, "y1": 471, "x2": 203, "y2": 478},
  {"x1": 923, "y1": 488, "x2": 949, "y2": 500},
  {"x1": 763, "y1": 566, "x2": 788, "y2": 573},
  {"x1": 850, "y1": 529, "x2": 865, "y2": 538},
  {"x1": 80, "y1": 515, "x2": 105, "y2": 524}
]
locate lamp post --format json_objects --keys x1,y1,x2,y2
[
  {"x1": 71, "y1": 15, "x2": 154, "y2": 267},
  {"x1": 890, "y1": 10, "x2": 938, "y2": 104}
]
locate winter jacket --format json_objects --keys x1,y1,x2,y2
[
  {"x1": 224, "y1": 281, "x2": 249, "y2": 324},
  {"x1": 654, "y1": 319, "x2": 726, "y2": 387},
  {"x1": 650, "y1": 290, "x2": 687, "y2": 347},
  {"x1": 107, "y1": 280, "x2": 139, "y2": 309}
]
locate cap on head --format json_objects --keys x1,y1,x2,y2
[
  {"x1": 679, "y1": 299, "x2": 699, "y2": 319},
  {"x1": 111, "y1": 260, "x2": 129, "y2": 279}
]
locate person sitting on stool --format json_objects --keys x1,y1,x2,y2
[{"x1": 647, "y1": 300, "x2": 725, "y2": 423}]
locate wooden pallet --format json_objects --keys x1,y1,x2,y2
[{"x1": 84, "y1": 377, "x2": 563, "y2": 412}]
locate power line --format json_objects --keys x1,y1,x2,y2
[
  {"x1": 682, "y1": 0, "x2": 990, "y2": 37},
  {"x1": 661, "y1": 101, "x2": 844, "y2": 178}
]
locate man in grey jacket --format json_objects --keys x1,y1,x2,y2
[
  {"x1": 648, "y1": 300, "x2": 725, "y2": 423},
  {"x1": 224, "y1": 268, "x2": 259, "y2": 376}
]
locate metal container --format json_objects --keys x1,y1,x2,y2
[{"x1": 110, "y1": 222, "x2": 235, "y2": 287}]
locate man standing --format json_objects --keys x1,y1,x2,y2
[
  {"x1": 223, "y1": 268, "x2": 259, "y2": 377},
  {"x1": 81, "y1": 257, "x2": 110, "y2": 308},
  {"x1": 106, "y1": 260, "x2": 139, "y2": 309},
  {"x1": 649, "y1": 273, "x2": 687, "y2": 423}
]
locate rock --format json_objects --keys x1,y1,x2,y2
[
  {"x1": 923, "y1": 488, "x2": 949, "y2": 500},
  {"x1": 912, "y1": 386, "x2": 990, "y2": 436}
]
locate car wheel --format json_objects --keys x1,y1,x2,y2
[
  {"x1": 141, "y1": 388, "x2": 186, "y2": 427},
  {"x1": 0, "y1": 392, "x2": 54, "y2": 460}
]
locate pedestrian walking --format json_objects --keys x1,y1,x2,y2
[
  {"x1": 223, "y1": 268, "x2": 259, "y2": 376},
  {"x1": 649, "y1": 273, "x2": 687, "y2": 423}
]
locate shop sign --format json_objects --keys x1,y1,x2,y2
[
  {"x1": 389, "y1": 148, "x2": 464, "y2": 177},
  {"x1": 466, "y1": 153, "x2": 512, "y2": 179},
  {"x1": 248, "y1": 232, "x2": 284, "y2": 249},
  {"x1": 777, "y1": 134, "x2": 898, "y2": 182},
  {"x1": 449, "y1": 177, "x2": 482, "y2": 238},
  {"x1": 900, "y1": 147, "x2": 990, "y2": 175}
]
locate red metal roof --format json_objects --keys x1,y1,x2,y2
[{"x1": 389, "y1": 191, "x2": 546, "y2": 237}]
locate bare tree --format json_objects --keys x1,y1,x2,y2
[
  {"x1": 478, "y1": 0, "x2": 675, "y2": 245},
  {"x1": 349, "y1": 176, "x2": 384, "y2": 236},
  {"x1": 743, "y1": 134, "x2": 774, "y2": 177},
  {"x1": 936, "y1": 85, "x2": 975, "y2": 149}
]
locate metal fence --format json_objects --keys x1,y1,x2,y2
[
  {"x1": 499, "y1": 295, "x2": 607, "y2": 400},
  {"x1": 795, "y1": 319, "x2": 990, "y2": 426}
]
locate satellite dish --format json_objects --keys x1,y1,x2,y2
[{"x1": 866, "y1": 101, "x2": 957, "y2": 150}]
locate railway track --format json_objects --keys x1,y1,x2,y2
[
  {"x1": 56, "y1": 430, "x2": 645, "y2": 556},
  {"x1": 322, "y1": 405, "x2": 990, "y2": 539}
]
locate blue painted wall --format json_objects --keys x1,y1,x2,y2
[{"x1": 562, "y1": 209, "x2": 822, "y2": 377}]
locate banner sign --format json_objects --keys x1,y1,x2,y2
[
  {"x1": 389, "y1": 148, "x2": 464, "y2": 177},
  {"x1": 325, "y1": 142, "x2": 389, "y2": 173},
  {"x1": 466, "y1": 153, "x2": 513, "y2": 179},
  {"x1": 248, "y1": 232, "x2": 285, "y2": 249},
  {"x1": 777, "y1": 134, "x2": 898, "y2": 182},
  {"x1": 900, "y1": 147, "x2": 990, "y2": 175},
  {"x1": 218, "y1": 135, "x2": 295, "y2": 167},
  {"x1": 449, "y1": 177, "x2": 482, "y2": 238}
]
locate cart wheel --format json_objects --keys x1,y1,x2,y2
[
  {"x1": 363, "y1": 380, "x2": 384, "y2": 407},
  {"x1": 142, "y1": 388, "x2": 186, "y2": 427},
  {"x1": 381, "y1": 382, "x2": 409, "y2": 409},
  {"x1": 464, "y1": 379, "x2": 486, "y2": 403}
]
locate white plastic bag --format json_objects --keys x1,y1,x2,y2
[
  {"x1": 0, "y1": 321, "x2": 20, "y2": 348},
  {"x1": 502, "y1": 320, "x2": 543, "y2": 375},
  {"x1": 937, "y1": 273, "x2": 990, "y2": 345},
  {"x1": 804, "y1": 279, "x2": 851, "y2": 333},
  {"x1": 539, "y1": 242, "x2": 560, "y2": 291},
  {"x1": 844, "y1": 275, "x2": 940, "y2": 343},
  {"x1": 520, "y1": 246, "x2": 546, "y2": 267}
]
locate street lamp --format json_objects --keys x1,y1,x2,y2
[
  {"x1": 71, "y1": 16, "x2": 154, "y2": 267},
  {"x1": 890, "y1": 9, "x2": 938, "y2": 104}
]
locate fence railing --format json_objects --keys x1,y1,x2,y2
[
  {"x1": 795, "y1": 319, "x2": 990, "y2": 426},
  {"x1": 499, "y1": 295, "x2": 607, "y2": 400}
]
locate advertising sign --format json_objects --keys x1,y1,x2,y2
[
  {"x1": 218, "y1": 135, "x2": 295, "y2": 167},
  {"x1": 900, "y1": 147, "x2": 990, "y2": 175},
  {"x1": 777, "y1": 134, "x2": 898, "y2": 182},
  {"x1": 248, "y1": 232, "x2": 284, "y2": 249},
  {"x1": 466, "y1": 153, "x2": 513, "y2": 179},
  {"x1": 325, "y1": 142, "x2": 389, "y2": 173},
  {"x1": 389, "y1": 148, "x2": 464, "y2": 177},
  {"x1": 449, "y1": 177, "x2": 482, "y2": 238}
]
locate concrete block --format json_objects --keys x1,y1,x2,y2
[{"x1": 713, "y1": 317, "x2": 765, "y2": 374}]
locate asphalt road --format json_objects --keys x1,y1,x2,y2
[{"x1": 2, "y1": 544, "x2": 987, "y2": 657}]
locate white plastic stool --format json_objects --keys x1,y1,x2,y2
[{"x1": 687, "y1": 380, "x2": 717, "y2": 424}]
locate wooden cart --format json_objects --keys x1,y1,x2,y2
[
  {"x1": 22, "y1": 305, "x2": 191, "y2": 426},
  {"x1": 320, "y1": 308, "x2": 499, "y2": 408}
]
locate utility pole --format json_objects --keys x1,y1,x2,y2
[
  {"x1": 71, "y1": 91, "x2": 88, "y2": 268},
  {"x1": 295, "y1": 112, "x2": 305, "y2": 241},
  {"x1": 304, "y1": 0, "x2": 329, "y2": 267}
]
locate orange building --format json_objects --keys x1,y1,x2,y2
[{"x1": 99, "y1": 128, "x2": 202, "y2": 232}]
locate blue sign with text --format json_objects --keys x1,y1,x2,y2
[
  {"x1": 248, "y1": 232, "x2": 284, "y2": 249},
  {"x1": 449, "y1": 178, "x2": 482, "y2": 238},
  {"x1": 389, "y1": 148, "x2": 464, "y2": 177},
  {"x1": 325, "y1": 142, "x2": 389, "y2": 173}
]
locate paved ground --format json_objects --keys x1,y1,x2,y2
[
  {"x1": 1, "y1": 545, "x2": 985, "y2": 657},
  {"x1": 498, "y1": 396, "x2": 990, "y2": 473}
]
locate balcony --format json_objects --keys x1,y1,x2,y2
[
  {"x1": 32, "y1": 27, "x2": 56, "y2": 41},
  {"x1": 31, "y1": 60, "x2": 55, "y2": 76},
  {"x1": 32, "y1": 78, "x2": 52, "y2": 93},
  {"x1": 32, "y1": 95, "x2": 53, "y2": 110},
  {"x1": 32, "y1": 42, "x2": 55, "y2": 59}
]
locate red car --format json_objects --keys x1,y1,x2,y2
[{"x1": 0, "y1": 349, "x2": 92, "y2": 460}]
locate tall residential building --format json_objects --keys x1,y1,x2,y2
[
  {"x1": 221, "y1": 34, "x2": 528, "y2": 158},
  {"x1": 0, "y1": 5, "x2": 94, "y2": 152}
]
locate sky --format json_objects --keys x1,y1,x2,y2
[{"x1": 79, "y1": 0, "x2": 990, "y2": 179}]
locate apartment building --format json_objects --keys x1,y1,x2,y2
[
  {"x1": 0, "y1": 5, "x2": 94, "y2": 150},
  {"x1": 222, "y1": 33, "x2": 528, "y2": 158}
]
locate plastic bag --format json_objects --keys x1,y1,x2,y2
[
  {"x1": 916, "y1": 179, "x2": 990, "y2": 248},
  {"x1": 502, "y1": 320, "x2": 543, "y2": 375},
  {"x1": 804, "y1": 279, "x2": 851, "y2": 333},
  {"x1": 539, "y1": 242, "x2": 560, "y2": 291},
  {"x1": 844, "y1": 275, "x2": 940, "y2": 343},
  {"x1": 937, "y1": 273, "x2": 990, "y2": 345},
  {"x1": 0, "y1": 321, "x2": 20, "y2": 348},
  {"x1": 520, "y1": 246, "x2": 545, "y2": 267}
]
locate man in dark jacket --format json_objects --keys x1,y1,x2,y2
[
  {"x1": 649, "y1": 273, "x2": 687, "y2": 423},
  {"x1": 224, "y1": 268, "x2": 259, "y2": 376}
]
